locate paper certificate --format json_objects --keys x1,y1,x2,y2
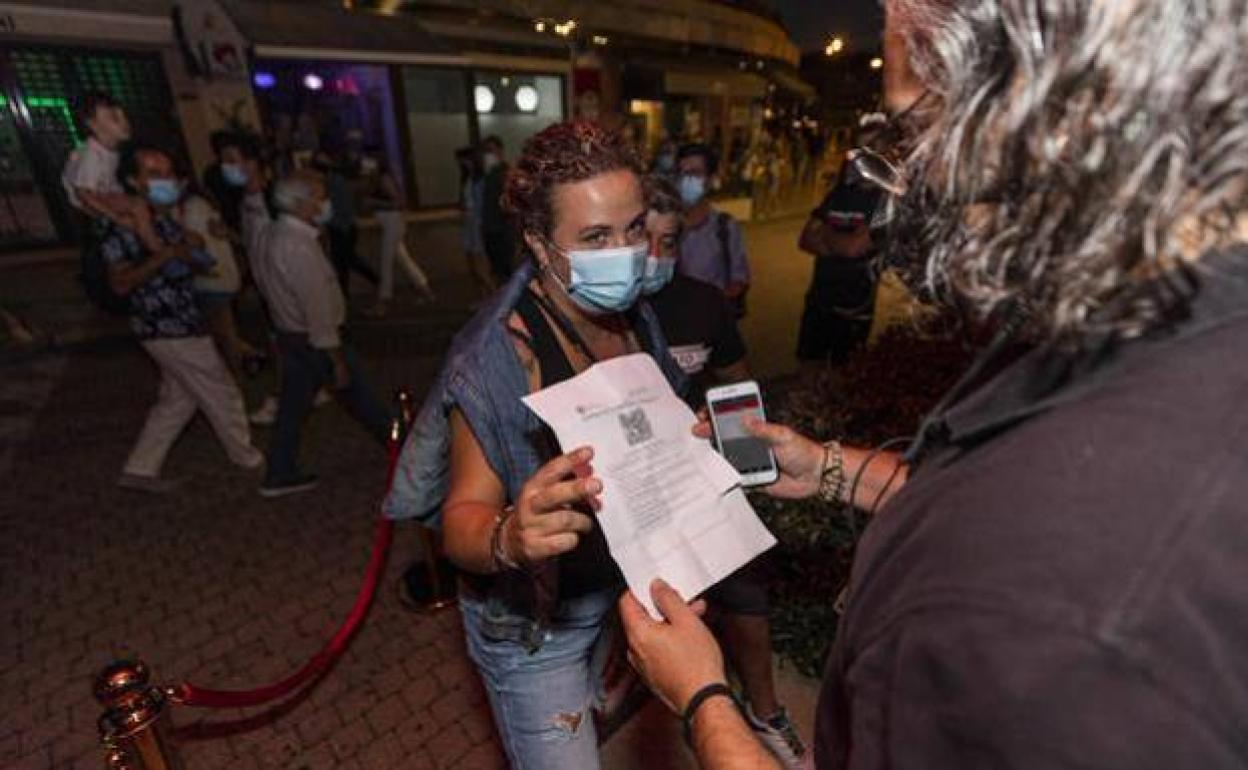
[{"x1": 522, "y1": 353, "x2": 777, "y2": 618}]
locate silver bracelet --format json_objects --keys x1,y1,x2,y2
[
  {"x1": 490, "y1": 506, "x2": 522, "y2": 572},
  {"x1": 818, "y1": 441, "x2": 847, "y2": 504}
]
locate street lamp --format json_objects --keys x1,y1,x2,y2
[
  {"x1": 825, "y1": 36, "x2": 845, "y2": 56},
  {"x1": 870, "y1": 57, "x2": 884, "y2": 70}
]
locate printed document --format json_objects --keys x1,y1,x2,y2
[{"x1": 523, "y1": 353, "x2": 776, "y2": 617}]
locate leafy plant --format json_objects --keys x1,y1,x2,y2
[{"x1": 756, "y1": 322, "x2": 977, "y2": 677}]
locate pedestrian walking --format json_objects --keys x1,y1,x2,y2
[
  {"x1": 251, "y1": 172, "x2": 391, "y2": 498},
  {"x1": 104, "y1": 142, "x2": 263, "y2": 493},
  {"x1": 360, "y1": 147, "x2": 435, "y2": 317}
]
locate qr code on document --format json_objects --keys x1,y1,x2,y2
[{"x1": 618, "y1": 408, "x2": 654, "y2": 446}]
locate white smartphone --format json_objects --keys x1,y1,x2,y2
[{"x1": 705, "y1": 380, "x2": 780, "y2": 487}]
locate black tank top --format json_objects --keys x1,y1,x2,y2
[{"x1": 513, "y1": 288, "x2": 654, "y2": 598}]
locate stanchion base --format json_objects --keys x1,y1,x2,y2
[{"x1": 397, "y1": 559, "x2": 458, "y2": 613}]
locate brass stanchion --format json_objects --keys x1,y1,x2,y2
[{"x1": 95, "y1": 660, "x2": 183, "y2": 770}]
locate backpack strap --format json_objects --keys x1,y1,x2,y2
[{"x1": 715, "y1": 211, "x2": 733, "y2": 285}]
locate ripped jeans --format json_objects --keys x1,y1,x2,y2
[{"x1": 460, "y1": 587, "x2": 618, "y2": 769}]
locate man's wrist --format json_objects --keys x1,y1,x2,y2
[
  {"x1": 818, "y1": 440, "x2": 847, "y2": 504},
  {"x1": 682, "y1": 682, "x2": 738, "y2": 746}
]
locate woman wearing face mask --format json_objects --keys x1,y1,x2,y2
[
  {"x1": 384, "y1": 122, "x2": 688, "y2": 769},
  {"x1": 359, "y1": 147, "x2": 435, "y2": 317}
]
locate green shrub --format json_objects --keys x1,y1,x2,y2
[{"x1": 756, "y1": 324, "x2": 977, "y2": 677}]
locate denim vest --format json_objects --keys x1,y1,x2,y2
[{"x1": 384, "y1": 261, "x2": 688, "y2": 649}]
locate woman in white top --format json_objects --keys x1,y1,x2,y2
[
  {"x1": 179, "y1": 184, "x2": 258, "y2": 378},
  {"x1": 361, "y1": 147, "x2": 435, "y2": 317}
]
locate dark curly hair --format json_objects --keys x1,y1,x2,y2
[
  {"x1": 502, "y1": 121, "x2": 643, "y2": 247},
  {"x1": 888, "y1": 0, "x2": 1248, "y2": 344},
  {"x1": 644, "y1": 174, "x2": 682, "y2": 217}
]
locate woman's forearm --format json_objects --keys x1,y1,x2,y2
[
  {"x1": 841, "y1": 446, "x2": 908, "y2": 513},
  {"x1": 442, "y1": 501, "x2": 503, "y2": 575}
]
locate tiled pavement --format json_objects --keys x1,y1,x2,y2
[{"x1": 0, "y1": 303, "x2": 511, "y2": 769}]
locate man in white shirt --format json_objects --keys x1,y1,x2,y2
[{"x1": 252, "y1": 172, "x2": 391, "y2": 498}]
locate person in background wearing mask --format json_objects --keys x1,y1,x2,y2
[
  {"x1": 675, "y1": 143, "x2": 751, "y2": 318},
  {"x1": 642, "y1": 175, "x2": 810, "y2": 769},
  {"x1": 359, "y1": 146, "x2": 435, "y2": 317},
  {"x1": 456, "y1": 145, "x2": 495, "y2": 299},
  {"x1": 179, "y1": 175, "x2": 258, "y2": 381},
  {"x1": 479, "y1": 134, "x2": 516, "y2": 284},
  {"x1": 202, "y1": 130, "x2": 250, "y2": 234},
  {"x1": 384, "y1": 121, "x2": 686, "y2": 769},
  {"x1": 650, "y1": 137, "x2": 678, "y2": 179},
  {"x1": 251, "y1": 172, "x2": 391, "y2": 498},
  {"x1": 102, "y1": 142, "x2": 263, "y2": 494}
]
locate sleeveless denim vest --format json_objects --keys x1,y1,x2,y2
[{"x1": 384, "y1": 261, "x2": 688, "y2": 649}]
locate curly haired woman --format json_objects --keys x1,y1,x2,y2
[{"x1": 385, "y1": 121, "x2": 687, "y2": 768}]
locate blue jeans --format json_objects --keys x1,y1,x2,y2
[
  {"x1": 266, "y1": 332, "x2": 391, "y2": 483},
  {"x1": 461, "y1": 588, "x2": 619, "y2": 770}
]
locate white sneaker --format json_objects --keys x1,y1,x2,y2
[
  {"x1": 746, "y1": 705, "x2": 812, "y2": 770},
  {"x1": 249, "y1": 396, "x2": 279, "y2": 426}
]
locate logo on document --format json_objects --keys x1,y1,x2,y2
[{"x1": 618, "y1": 408, "x2": 653, "y2": 447}]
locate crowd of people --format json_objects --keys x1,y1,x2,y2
[
  {"x1": 61, "y1": 94, "x2": 406, "y2": 498},
  {"x1": 59, "y1": 0, "x2": 1248, "y2": 766},
  {"x1": 390, "y1": 0, "x2": 1248, "y2": 767}
]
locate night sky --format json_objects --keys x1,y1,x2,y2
[{"x1": 775, "y1": 0, "x2": 885, "y2": 54}]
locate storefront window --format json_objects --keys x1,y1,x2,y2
[
  {"x1": 253, "y1": 60, "x2": 404, "y2": 187},
  {"x1": 401, "y1": 68, "x2": 470, "y2": 208},
  {"x1": 474, "y1": 73, "x2": 564, "y2": 163},
  {"x1": 0, "y1": 47, "x2": 181, "y2": 250}
]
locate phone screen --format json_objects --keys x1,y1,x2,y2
[{"x1": 710, "y1": 392, "x2": 775, "y2": 477}]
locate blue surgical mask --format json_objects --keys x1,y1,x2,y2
[
  {"x1": 552, "y1": 242, "x2": 648, "y2": 314},
  {"x1": 146, "y1": 178, "x2": 182, "y2": 207},
  {"x1": 222, "y1": 163, "x2": 248, "y2": 187},
  {"x1": 679, "y1": 175, "x2": 706, "y2": 206},
  {"x1": 314, "y1": 199, "x2": 333, "y2": 225},
  {"x1": 641, "y1": 256, "x2": 676, "y2": 295}
]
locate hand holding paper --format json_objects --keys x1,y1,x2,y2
[{"x1": 523, "y1": 353, "x2": 776, "y2": 618}]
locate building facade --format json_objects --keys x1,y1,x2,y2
[{"x1": 0, "y1": 0, "x2": 808, "y2": 253}]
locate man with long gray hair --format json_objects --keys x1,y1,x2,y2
[
  {"x1": 619, "y1": 1, "x2": 1248, "y2": 768},
  {"x1": 251, "y1": 171, "x2": 391, "y2": 498}
]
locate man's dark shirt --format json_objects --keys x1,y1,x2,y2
[
  {"x1": 481, "y1": 163, "x2": 509, "y2": 235},
  {"x1": 98, "y1": 216, "x2": 202, "y2": 340},
  {"x1": 815, "y1": 248, "x2": 1248, "y2": 769},
  {"x1": 807, "y1": 179, "x2": 882, "y2": 315},
  {"x1": 646, "y1": 272, "x2": 746, "y2": 400}
]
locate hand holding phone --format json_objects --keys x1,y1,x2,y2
[{"x1": 705, "y1": 381, "x2": 780, "y2": 487}]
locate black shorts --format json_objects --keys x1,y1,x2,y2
[{"x1": 704, "y1": 554, "x2": 771, "y2": 616}]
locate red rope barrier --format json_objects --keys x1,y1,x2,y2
[{"x1": 171, "y1": 427, "x2": 405, "y2": 709}]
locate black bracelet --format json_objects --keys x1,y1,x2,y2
[{"x1": 682, "y1": 682, "x2": 737, "y2": 747}]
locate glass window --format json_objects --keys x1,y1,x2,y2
[
  {"x1": 402, "y1": 68, "x2": 470, "y2": 207},
  {"x1": 474, "y1": 73, "x2": 564, "y2": 163}
]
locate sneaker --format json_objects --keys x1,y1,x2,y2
[
  {"x1": 249, "y1": 396, "x2": 279, "y2": 426},
  {"x1": 314, "y1": 389, "x2": 334, "y2": 408},
  {"x1": 117, "y1": 473, "x2": 181, "y2": 494},
  {"x1": 259, "y1": 474, "x2": 319, "y2": 499},
  {"x1": 746, "y1": 705, "x2": 811, "y2": 770}
]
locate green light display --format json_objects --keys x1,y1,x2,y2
[{"x1": 26, "y1": 95, "x2": 80, "y2": 142}]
